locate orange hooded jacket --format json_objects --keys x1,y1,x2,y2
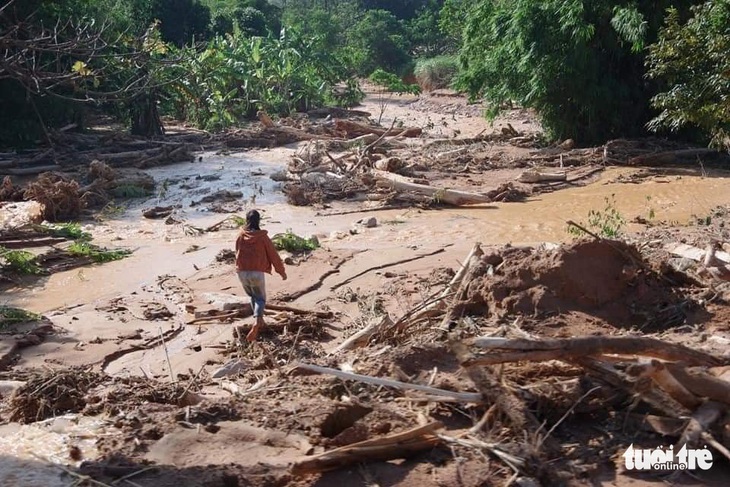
[{"x1": 235, "y1": 230, "x2": 286, "y2": 275}]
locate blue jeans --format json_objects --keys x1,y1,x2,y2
[{"x1": 237, "y1": 271, "x2": 266, "y2": 317}]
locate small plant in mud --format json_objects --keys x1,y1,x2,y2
[
  {"x1": 0, "y1": 247, "x2": 42, "y2": 275},
  {"x1": 231, "y1": 215, "x2": 247, "y2": 227},
  {"x1": 272, "y1": 230, "x2": 319, "y2": 253},
  {"x1": 645, "y1": 195, "x2": 656, "y2": 221},
  {"x1": 67, "y1": 242, "x2": 132, "y2": 263},
  {"x1": 95, "y1": 201, "x2": 127, "y2": 221},
  {"x1": 0, "y1": 306, "x2": 41, "y2": 329},
  {"x1": 41, "y1": 222, "x2": 91, "y2": 241},
  {"x1": 567, "y1": 195, "x2": 626, "y2": 238}
]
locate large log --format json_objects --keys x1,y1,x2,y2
[
  {"x1": 628, "y1": 148, "x2": 718, "y2": 166},
  {"x1": 372, "y1": 169, "x2": 492, "y2": 206},
  {"x1": 290, "y1": 421, "x2": 443, "y2": 475},
  {"x1": 334, "y1": 119, "x2": 422, "y2": 138}
]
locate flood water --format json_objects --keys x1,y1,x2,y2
[{"x1": 3, "y1": 154, "x2": 730, "y2": 314}]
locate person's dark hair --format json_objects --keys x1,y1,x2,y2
[{"x1": 245, "y1": 209, "x2": 261, "y2": 231}]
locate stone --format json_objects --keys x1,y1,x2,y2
[
  {"x1": 201, "y1": 292, "x2": 248, "y2": 311},
  {"x1": 364, "y1": 217, "x2": 377, "y2": 228},
  {"x1": 212, "y1": 359, "x2": 249, "y2": 379}
]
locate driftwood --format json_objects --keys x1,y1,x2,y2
[
  {"x1": 518, "y1": 169, "x2": 567, "y2": 183},
  {"x1": 439, "y1": 246, "x2": 487, "y2": 330},
  {"x1": 574, "y1": 357, "x2": 691, "y2": 418},
  {"x1": 372, "y1": 169, "x2": 492, "y2": 206},
  {"x1": 331, "y1": 314, "x2": 393, "y2": 353},
  {"x1": 450, "y1": 339, "x2": 558, "y2": 453},
  {"x1": 334, "y1": 119, "x2": 422, "y2": 138},
  {"x1": 627, "y1": 359, "x2": 702, "y2": 409},
  {"x1": 665, "y1": 364, "x2": 730, "y2": 405},
  {"x1": 392, "y1": 244, "x2": 484, "y2": 331},
  {"x1": 290, "y1": 421, "x2": 443, "y2": 475},
  {"x1": 467, "y1": 336, "x2": 722, "y2": 367},
  {"x1": 675, "y1": 401, "x2": 726, "y2": 450},
  {"x1": 294, "y1": 363, "x2": 483, "y2": 403},
  {"x1": 628, "y1": 148, "x2": 718, "y2": 166},
  {"x1": 666, "y1": 243, "x2": 730, "y2": 265}
]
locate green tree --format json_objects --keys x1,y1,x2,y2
[
  {"x1": 646, "y1": 1, "x2": 730, "y2": 149},
  {"x1": 348, "y1": 9, "x2": 412, "y2": 75},
  {"x1": 454, "y1": 0, "x2": 700, "y2": 144},
  {"x1": 149, "y1": 0, "x2": 211, "y2": 46}
]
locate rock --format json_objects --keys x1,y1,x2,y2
[
  {"x1": 329, "y1": 231, "x2": 347, "y2": 240},
  {"x1": 349, "y1": 227, "x2": 359, "y2": 235},
  {"x1": 201, "y1": 292, "x2": 248, "y2": 311},
  {"x1": 364, "y1": 217, "x2": 377, "y2": 228},
  {"x1": 212, "y1": 359, "x2": 249, "y2": 379},
  {"x1": 309, "y1": 235, "x2": 320, "y2": 247},
  {"x1": 270, "y1": 170, "x2": 291, "y2": 182},
  {"x1": 284, "y1": 256, "x2": 295, "y2": 265}
]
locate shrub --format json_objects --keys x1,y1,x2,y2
[
  {"x1": 272, "y1": 230, "x2": 319, "y2": 253},
  {"x1": 414, "y1": 55, "x2": 459, "y2": 91},
  {"x1": 453, "y1": 1, "x2": 699, "y2": 144},
  {"x1": 646, "y1": 1, "x2": 730, "y2": 150}
]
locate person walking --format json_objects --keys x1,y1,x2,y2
[{"x1": 234, "y1": 209, "x2": 287, "y2": 342}]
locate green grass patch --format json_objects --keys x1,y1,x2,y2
[
  {"x1": 40, "y1": 222, "x2": 91, "y2": 241},
  {"x1": 111, "y1": 184, "x2": 152, "y2": 199},
  {"x1": 272, "y1": 230, "x2": 319, "y2": 253},
  {"x1": 0, "y1": 247, "x2": 42, "y2": 275},
  {"x1": 414, "y1": 55, "x2": 459, "y2": 92},
  {"x1": 67, "y1": 242, "x2": 132, "y2": 263},
  {"x1": 0, "y1": 306, "x2": 41, "y2": 329},
  {"x1": 231, "y1": 215, "x2": 247, "y2": 227}
]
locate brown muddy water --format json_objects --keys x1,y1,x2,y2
[{"x1": 3, "y1": 155, "x2": 730, "y2": 313}]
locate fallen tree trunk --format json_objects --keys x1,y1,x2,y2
[
  {"x1": 666, "y1": 364, "x2": 730, "y2": 405},
  {"x1": 518, "y1": 169, "x2": 567, "y2": 183},
  {"x1": 467, "y1": 336, "x2": 723, "y2": 367},
  {"x1": 628, "y1": 148, "x2": 718, "y2": 166},
  {"x1": 334, "y1": 119, "x2": 422, "y2": 138},
  {"x1": 627, "y1": 359, "x2": 702, "y2": 409},
  {"x1": 290, "y1": 421, "x2": 443, "y2": 475},
  {"x1": 675, "y1": 401, "x2": 725, "y2": 450},
  {"x1": 450, "y1": 339, "x2": 561, "y2": 456},
  {"x1": 372, "y1": 169, "x2": 492, "y2": 206},
  {"x1": 574, "y1": 357, "x2": 691, "y2": 418},
  {"x1": 331, "y1": 314, "x2": 393, "y2": 354}
]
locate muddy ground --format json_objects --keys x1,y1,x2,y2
[{"x1": 2, "y1": 88, "x2": 730, "y2": 486}]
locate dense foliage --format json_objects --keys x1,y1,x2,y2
[
  {"x1": 1, "y1": 0, "x2": 728, "y2": 149},
  {"x1": 647, "y1": 0, "x2": 730, "y2": 150},
  {"x1": 452, "y1": 0, "x2": 701, "y2": 144}
]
